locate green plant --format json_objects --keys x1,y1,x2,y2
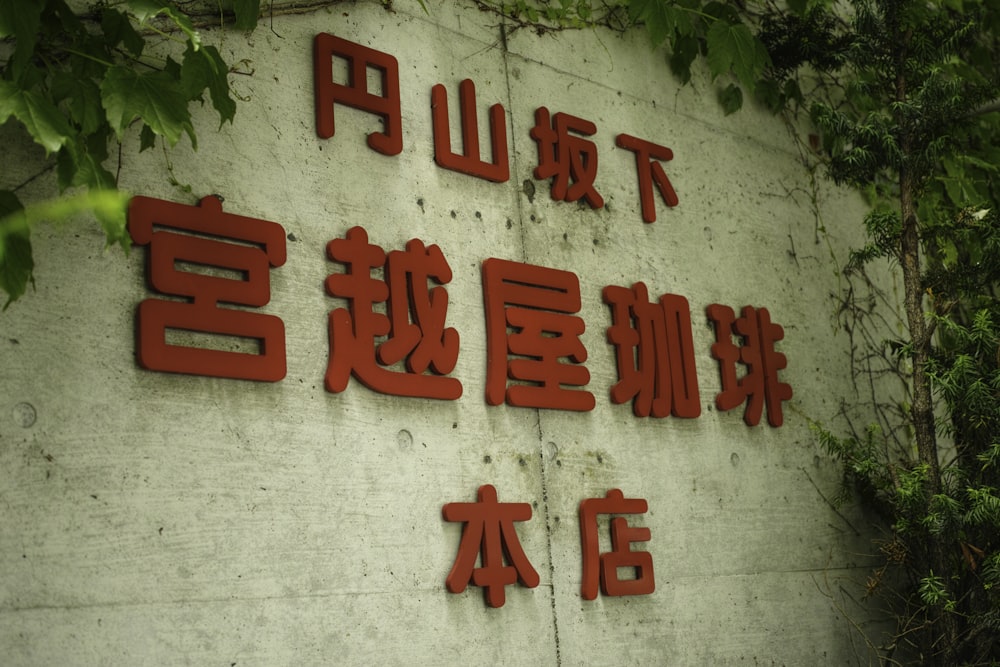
[
  {"x1": 640, "y1": 0, "x2": 1000, "y2": 662},
  {"x1": 493, "y1": 0, "x2": 1000, "y2": 661},
  {"x1": 478, "y1": 0, "x2": 773, "y2": 114},
  {"x1": 0, "y1": 0, "x2": 260, "y2": 308}
]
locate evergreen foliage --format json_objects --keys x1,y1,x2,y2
[
  {"x1": 491, "y1": 0, "x2": 1000, "y2": 661},
  {"x1": 790, "y1": 2, "x2": 1000, "y2": 661}
]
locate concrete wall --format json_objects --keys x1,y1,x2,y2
[{"x1": 2, "y1": 1, "x2": 883, "y2": 664}]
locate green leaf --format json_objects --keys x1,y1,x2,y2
[
  {"x1": 939, "y1": 176, "x2": 980, "y2": 207},
  {"x1": 91, "y1": 193, "x2": 130, "y2": 252},
  {"x1": 670, "y1": 0, "x2": 696, "y2": 36},
  {"x1": 941, "y1": 239, "x2": 959, "y2": 267},
  {"x1": 233, "y1": 0, "x2": 261, "y2": 30},
  {"x1": 0, "y1": 190, "x2": 22, "y2": 220},
  {"x1": 128, "y1": 0, "x2": 168, "y2": 23},
  {"x1": 0, "y1": 227, "x2": 33, "y2": 309},
  {"x1": 128, "y1": 0, "x2": 201, "y2": 51},
  {"x1": 0, "y1": 190, "x2": 131, "y2": 310},
  {"x1": 706, "y1": 21, "x2": 736, "y2": 78},
  {"x1": 783, "y1": 78, "x2": 803, "y2": 106},
  {"x1": 51, "y1": 73, "x2": 105, "y2": 136},
  {"x1": 0, "y1": 0, "x2": 42, "y2": 79},
  {"x1": 181, "y1": 45, "x2": 237, "y2": 126},
  {"x1": 1, "y1": 190, "x2": 130, "y2": 266},
  {"x1": 629, "y1": 0, "x2": 674, "y2": 46},
  {"x1": 164, "y1": 55, "x2": 182, "y2": 81},
  {"x1": 0, "y1": 190, "x2": 31, "y2": 309},
  {"x1": 960, "y1": 154, "x2": 1000, "y2": 174},
  {"x1": 786, "y1": 0, "x2": 808, "y2": 15},
  {"x1": 101, "y1": 66, "x2": 194, "y2": 147},
  {"x1": 703, "y1": 1, "x2": 739, "y2": 25},
  {"x1": 669, "y1": 34, "x2": 699, "y2": 84},
  {"x1": 139, "y1": 123, "x2": 157, "y2": 152},
  {"x1": 57, "y1": 140, "x2": 116, "y2": 192},
  {"x1": 0, "y1": 82, "x2": 73, "y2": 154},
  {"x1": 938, "y1": 159, "x2": 983, "y2": 207},
  {"x1": 706, "y1": 19, "x2": 769, "y2": 91},
  {"x1": 718, "y1": 82, "x2": 743, "y2": 114},
  {"x1": 756, "y1": 78, "x2": 782, "y2": 112},
  {"x1": 101, "y1": 8, "x2": 145, "y2": 57}
]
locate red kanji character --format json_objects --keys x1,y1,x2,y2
[
  {"x1": 442, "y1": 484, "x2": 540, "y2": 608},
  {"x1": 616, "y1": 133, "x2": 678, "y2": 223},
  {"x1": 604, "y1": 282, "x2": 700, "y2": 418},
  {"x1": 706, "y1": 304, "x2": 793, "y2": 427},
  {"x1": 431, "y1": 79, "x2": 509, "y2": 183},
  {"x1": 579, "y1": 489, "x2": 654, "y2": 600},
  {"x1": 314, "y1": 33, "x2": 402, "y2": 155},
  {"x1": 326, "y1": 226, "x2": 461, "y2": 399},
  {"x1": 127, "y1": 195, "x2": 286, "y2": 382},
  {"x1": 530, "y1": 107, "x2": 604, "y2": 208},
  {"x1": 482, "y1": 258, "x2": 594, "y2": 412}
]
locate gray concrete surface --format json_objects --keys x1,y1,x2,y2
[{"x1": 1, "y1": 1, "x2": 886, "y2": 664}]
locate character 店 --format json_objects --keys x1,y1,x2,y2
[
  {"x1": 443, "y1": 485, "x2": 654, "y2": 608},
  {"x1": 313, "y1": 33, "x2": 678, "y2": 223}
]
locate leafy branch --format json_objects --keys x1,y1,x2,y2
[
  {"x1": 0, "y1": 0, "x2": 261, "y2": 308},
  {"x1": 475, "y1": 0, "x2": 775, "y2": 114}
]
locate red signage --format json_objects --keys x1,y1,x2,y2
[
  {"x1": 482, "y1": 258, "x2": 593, "y2": 412},
  {"x1": 129, "y1": 198, "x2": 792, "y2": 426},
  {"x1": 124, "y1": 32, "x2": 801, "y2": 614},
  {"x1": 313, "y1": 33, "x2": 402, "y2": 155},
  {"x1": 442, "y1": 485, "x2": 540, "y2": 608},
  {"x1": 127, "y1": 195, "x2": 286, "y2": 381},
  {"x1": 325, "y1": 226, "x2": 462, "y2": 400},
  {"x1": 707, "y1": 304, "x2": 792, "y2": 427},
  {"x1": 604, "y1": 283, "x2": 700, "y2": 418},
  {"x1": 431, "y1": 78, "x2": 509, "y2": 182},
  {"x1": 443, "y1": 486, "x2": 654, "y2": 607},
  {"x1": 314, "y1": 33, "x2": 678, "y2": 223},
  {"x1": 579, "y1": 489, "x2": 654, "y2": 600},
  {"x1": 128, "y1": 33, "x2": 793, "y2": 424}
]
